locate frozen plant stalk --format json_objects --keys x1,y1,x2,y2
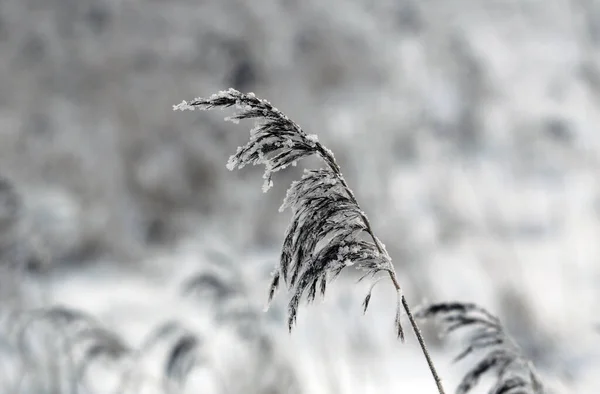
[{"x1": 174, "y1": 88, "x2": 446, "y2": 394}]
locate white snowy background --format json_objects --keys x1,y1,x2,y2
[{"x1": 0, "y1": 0, "x2": 599, "y2": 393}]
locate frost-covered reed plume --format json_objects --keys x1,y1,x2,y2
[
  {"x1": 417, "y1": 302, "x2": 546, "y2": 394},
  {"x1": 174, "y1": 88, "x2": 446, "y2": 394}
]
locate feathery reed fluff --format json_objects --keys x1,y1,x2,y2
[
  {"x1": 416, "y1": 302, "x2": 545, "y2": 394},
  {"x1": 174, "y1": 88, "x2": 446, "y2": 394}
]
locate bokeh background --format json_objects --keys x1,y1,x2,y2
[{"x1": 0, "y1": 0, "x2": 599, "y2": 392}]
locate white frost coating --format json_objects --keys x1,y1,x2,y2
[
  {"x1": 262, "y1": 166, "x2": 274, "y2": 193},
  {"x1": 250, "y1": 124, "x2": 261, "y2": 135},
  {"x1": 279, "y1": 179, "x2": 301, "y2": 212},
  {"x1": 306, "y1": 134, "x2": 319, "y2": 143},
  {"x1": 324, "y1": 176, "x2": 337, "y2": 185},
  {"x1": 257, "y1": 148, "x2": 265, "y2": 162},
  {"x1": 226, "y1": 156, "x2": 237, "y2": 171},
  {"x1": 225, "y1": 115, "x2": 240, "y2": 124},
  {"x1": 173, "y1": 100, "x2": 195, "y2": 111},
  {"x1": 262, "y1": 178, "x2": 273, "y2": 193},
  {"x1": 323, "y1": 146, "x2": 334, "y2": 158}
]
